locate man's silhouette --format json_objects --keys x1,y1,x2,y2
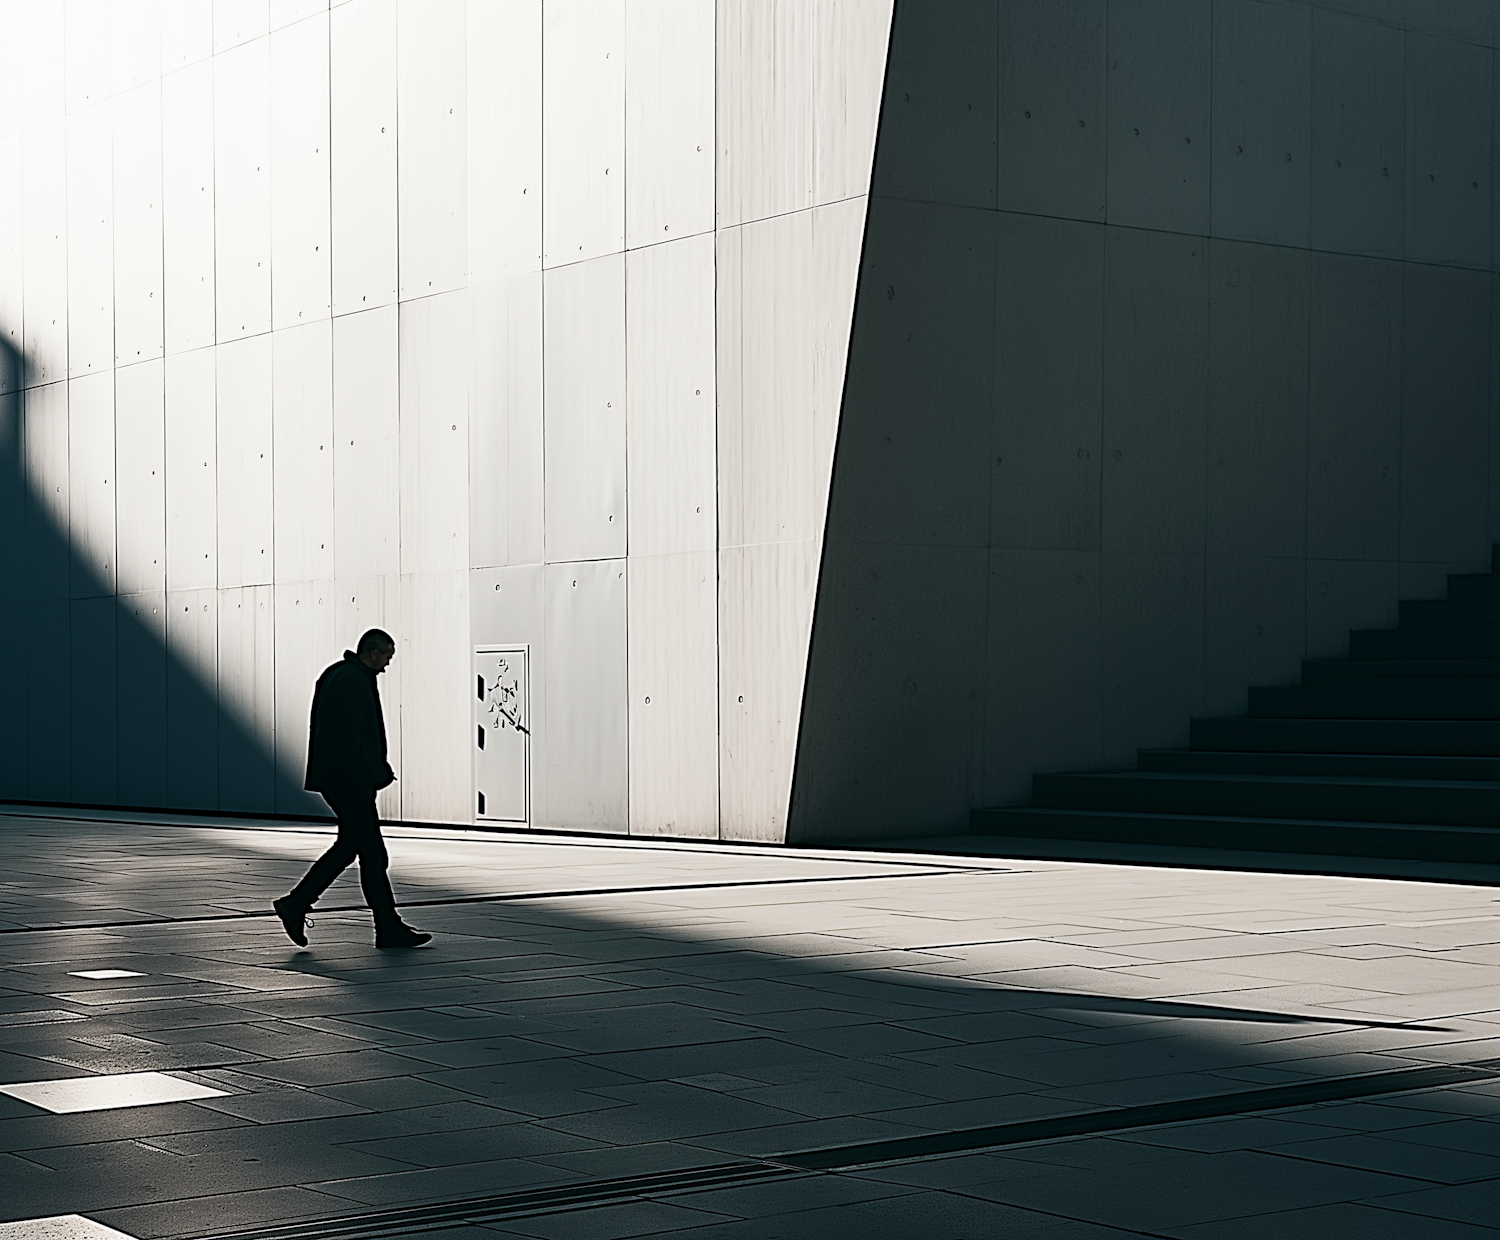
[{"x1": 273, "y1": 629, "x2": 431, "y2": 949}]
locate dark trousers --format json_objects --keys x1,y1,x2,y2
[{"x1": 287, "y1": 788, "x2": 397, "y2": 922}]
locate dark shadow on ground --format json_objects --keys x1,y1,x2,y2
[{"x1": 2, "y1": 816, "x2": 1491, "y2": 1235}]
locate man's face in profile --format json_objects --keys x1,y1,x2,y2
[{"x1": 363, "y1": 643, "x2": 395, "y2": 674}]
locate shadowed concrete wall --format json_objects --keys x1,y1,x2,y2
[{"x1": 791, "y1": 0, "x2": 1500, "y2": 842}]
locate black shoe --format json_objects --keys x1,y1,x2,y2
[
  {"x1": 273, "y1": 897, "x2": 309, "y2": 947},
  {"x1": 375, "y1": 923, "x2": 432, "y2": 949}
]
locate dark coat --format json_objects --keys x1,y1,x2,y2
[{"x1": 304, "y1": 652, "x2": 395, "y2": 795}]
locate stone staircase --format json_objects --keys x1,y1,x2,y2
[{"x1": 972, "y1": 549, "x2": 1500, "y2": 865}]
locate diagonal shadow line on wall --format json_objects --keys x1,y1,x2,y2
[{"x1": 0, "y1": 335, "x2": 312, "y2": 816}]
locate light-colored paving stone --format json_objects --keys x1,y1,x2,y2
[{"x1": 0, "y1": 809, "x2": 1498, "y2": 1237}]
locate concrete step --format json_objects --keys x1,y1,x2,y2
[
  {"x1": 1032, "y1": 771, "x2": 1500, "y2": 827},
  {"x1": 1401, "y1": 597, "x2": 1500, "y2": 627},
  {"x1": 1249, "y1": 683, "x2": 1500, "y2": 719},
  {"x1": 970, "y1": 807, "x2": 1500, "y2": 864},
  {"x1": 1446, "y1": 574, "x2": 1500, "y2": 597},
  {"x1": 1350, "y1": 626, "x2": 1500, "y2": 659},
  {"x1": 1137, "y1": 749, "x2": 1500, "y2": 781},
  {"x1": 1303, "y1": 658, "x2": 1500, "y2": 682},
  {"x1": 1190, "y1": 717, "x2": 1500, "y2": 755}
]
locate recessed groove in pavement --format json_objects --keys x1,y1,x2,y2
[
  {"x1": 0, "y1": 868, "x2": 988, "y2": 935},
  {"x1": 192, "y1": 1060, "x2": 1500, "y2": 1240}
]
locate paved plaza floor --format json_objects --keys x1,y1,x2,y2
[{"x1": 2, "y1": 810, "x2": 1500, "y2": 1238}]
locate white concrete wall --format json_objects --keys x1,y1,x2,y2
[
  {"x1": 791, "y1": 0, "x2": 1500, "y2": 842},
  {"x1": 0, "y1": 0, "x2": 891, "y2": 838}
]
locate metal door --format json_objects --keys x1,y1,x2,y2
[{"x1": 474, "y1": 646, "x2": 529, "y2": 823}]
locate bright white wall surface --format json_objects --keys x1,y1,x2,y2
[{"x1": 0, "y1": 0, "x2": 893, "y2": 838}]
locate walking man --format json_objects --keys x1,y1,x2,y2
[{"x1": 273, "y1": 629, "x2": 431, "y2": 949}]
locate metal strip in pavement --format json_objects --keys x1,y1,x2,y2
[
  {"x1": 0, "y1": 868, "x2": 988, "y2": 935},
  {"x1": 189, "y1": 1059, "x2": 1500, "y2": 1240}
]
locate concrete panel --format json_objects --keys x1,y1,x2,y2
[
  {"x1": 1307, "y1": 252, "x2": 1402, "y2": 561},
  {"x1": 270, "y1": 13, "x2": 332, "y2": 329},
  {"x1": 161, "y1": 59, "x2": 216, "y2": 354},
  {"x1": 812, "y1": 0, "x2": 892, "y2": 206},
  {"x1": 992, "y1": 212, "x2": 1103, "y2": 552},
  {"x1": 1306, "y1": 558, "x2": 1399, "y2": 661},
  {"x1": 720, "y1": 200, "x2": 871, "y2": 551},
  {"x1": 624, "y1": 0, "x2": 712, "y2": 249},
  {"x1": 1405, "y1": 1, "x2": 1492, "y2": 45},
  {"x1": 0, "y1": 136, "x2": 21, "y2": 380},
  {"x1": 164, "y1": 348, "x2": 217, "y2": 591},
  {"x1": 113, "y1": 83, "x2": 165, "y2": 366},
  {"x1": 1405, "y1": 33, "x2": 1492, "y2": 269},
  {"x1": 983, "y1": 549, "x2": 1103, "y2": 806},
  {"x1": 541, "y1": 559, "x2": 626, "y2": 832},
  {"x1": 0, "y1": 605, "x2": 22, "y2": 799},
  {"x1": 399, "y1": 291, "x2": 469, "y2": 574},
  {"x1": 14, "y1": 2, "x2": 65, "y2": 131},
  {"x1": 1400, "y1": 558, "x2": 1476, "y2": 600},
  {"x1": 718, "y1": 539, "x2": 816, "y2": 842},
  {"x1": 70, "y1": 595, "x2": 119, "y2": 805},
  {"x1": 216, "y1": 334, "x2": 275, "y2": 587},
  {"x1": 1105, "y1": 0, "x2": 1210, "y2": 235},
  {"x1": 1204, "y1": 555, "x2": 1305, "y2": 718},
  {"x1": 716, "y1": 0, "x2": 813, "y2": 227},
  {"x1": 1101, "y1": 226, "x2": 1209, "y2": 556},
  {"x1": 1211, "y1": 0, "x2": 1312, "y2": 247},
  {"x1": 66, "y1": 104, "x2": 115, "y2": 379},
  {"x1": 626, "y1": 235, "x2": 715, "y2": 558},
  {"x1": 116, "y1": 359, "x2": 167, "y2": 598},
  {"x1": 1310, "y1": 10, "x2": 1403, "y2": 258},
  {"x1": 211, "y1": 366, "x2": 277, "y2": 634},
  {"x1": 399, "y1": 568, "x2": 471, "y2": 823},
  {"x1": 1401, "y1": 263, "x2": 1490, "y2": 564},
  {"x1": 273, "y1": 0, "x2": 329, "y2": 29},
  {"x1": 25, "y1": 600, "x2": 71, "y2": 799},
  {"x1": 166, "y1": 587, "x2": 218, "y2": 809},
  {"x1": 867, "y1": 0, "x2": 994, "y2": 211},
  {"x1": 111, "y1": 0, "x2": 163, "y2": 94},
  {"x1": 333, "y1": 306, "x2": 400, "y2": 579},
  {"x1": 466, "y1": 0, "x2": 541, "y2": 285},
  {"x1": 24, "y1": 382, "x2": 71, "y2": 603},
  {"x1": 542, "y1": 0, "x2": 624, "y2": 264},
  {"x1": 161, "y1": 0, "x2": 214, "y2": 72},
  {"x1": 273, "y1": 578, "x2": 338, "y2": 816},
  {"x1": 396, "y1": 0, "x2": 466, "y2": 298},
  {"x1": 214, "y1": 35, "x2": 272, "y2": 341},
  {"x1": 469, "y1": 274, "x2": 543, "y2": 570},
  {"x1": 1206, "y1": 239, "x2": 1310, "y2": 558},
  {"x1": 543, "y1": 254, "x2": 625, "y2": 563},
  {"x1": 0, "y1": 393, "x2": 21, "y2": 596},
  {"x1": 68, "y1": 371, "x2": 117, "y2": 598},
  {"x1": 1101, "y1": 553, "x2": 1203, "y2": 768},
  {"x1": 23, "y1": 121, "x2": 69, "y2": 386},
  {"x1": 273, "y1": 320, "x2": 335, "y2": 583},
  {"x1": 218, "y1": 583, "x2": 276, "y2": 809},
  {"x1": 794, "y1": 542, "x2": 987, "y2": 840},
  {"x1": 118, "y1": 589, "x2": 168, "y2": 806},
  {"x1": 471, "y1": 562, "x2": 545, "y2": 826},
  {"x1": 215, "y1": 0, "x2": 270, "y2": 53},
  {"x1": 998, "y1": 0, "x2": 1106, "y2": 221},
  {"x1": 66, "y1": 0, "x2": 114, "y2": 114},
  {"x1": 628, "y1": 550, "x2": 717, "y2": 837},
  {"x1": 330, "y1": 0, "x2": 397, "y2": 315}
]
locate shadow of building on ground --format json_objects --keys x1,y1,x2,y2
[{"x1": 2, "y1": 815, "x2": 1492, "y2": 1234}]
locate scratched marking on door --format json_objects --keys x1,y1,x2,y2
[{"x1": 480, "y1": 657, "x2": 530, "y2": 736}]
